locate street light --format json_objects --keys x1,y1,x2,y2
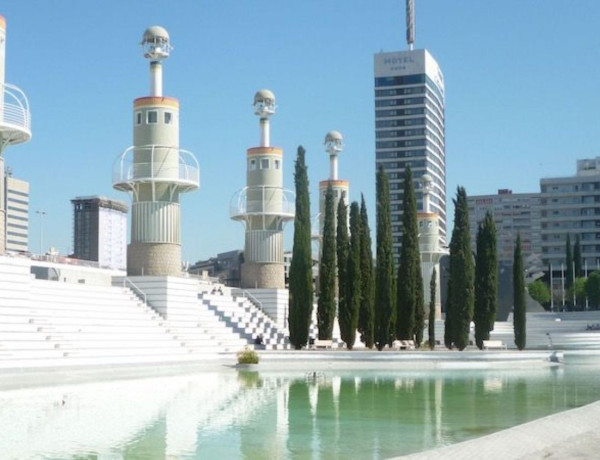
[{"x1": 35, "y1": 210, "x2": 46, "y2": 255}]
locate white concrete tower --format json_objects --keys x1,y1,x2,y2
[
  {"x1": 113, "y1": 26, "x2": 199, "y2": 276},
  {"x1": 417, "y1": 173, "x2": 447, "y2": 319},
  {"x1": 318, "y1": 131, "x2": 349, "y2": 241},
  {"x1": 0, "y1": 15, "x2": 31, "y2": 254},
  {"x1": 231, "y1": 90, "x2": 294, "y2": 289}
]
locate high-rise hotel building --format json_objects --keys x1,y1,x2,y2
[{"x1": 374, "y1": 50, "x2": 446, "y2": 263}]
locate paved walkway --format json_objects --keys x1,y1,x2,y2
[{"x1": 395, "y1": 399, "x2": 600, "y2": 459}]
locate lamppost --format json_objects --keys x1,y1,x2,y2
[{"x1": 36, "y1": 210, "x2": 46, "y2": 255}]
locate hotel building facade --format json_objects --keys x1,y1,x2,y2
[{"x1": 374, "y1": 49, "x2": 446, "y2": 263}]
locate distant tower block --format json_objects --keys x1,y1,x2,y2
[
  {"x1": 0, "y1": 15, "x2": 31, "y2": 253},
  {"x1": 231, "y1": 90, "x2": 294, "y2": 289},
  {"x1": 113, "y1": 26, "x2": 199, "y2": 276},
  {"x1": 318, "y1": 131, "x2": 349, "y2": 241},
  {"x1": 418, "y1": 174, "x2": 447, "y2": 320}
]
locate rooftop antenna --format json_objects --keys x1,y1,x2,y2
[{"x1": 406, "y1": 0, "x2": 415, "y2": 50}]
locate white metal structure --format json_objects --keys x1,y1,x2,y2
[
  {"x1": 113, "y1": 26, "x2": 199, "y2": 276},
  {"x1": 0, "y1": 15, "x2": 31, "y2": 254},
  {"x1": 231, "y1": 90, "x2": 294, "y2": 289}
]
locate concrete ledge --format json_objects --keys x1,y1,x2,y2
[{"x1": 256, "y1": 350, "x2": 560, "y2": 371}]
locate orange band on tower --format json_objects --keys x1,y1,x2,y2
[{"x1": 134, "y1": 96, "x2": 179, "y2": 108}]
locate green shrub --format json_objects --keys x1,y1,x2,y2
[{"x1": 237, "y1": 347, "x2": 259, "y2": 364}]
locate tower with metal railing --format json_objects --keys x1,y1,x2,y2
[
  {"x1": 113, "y1": 26, "x2": 199, "y2": 276},
  {"x1": 318, "y1": 131, "x2": 349, "y2": 242},
  {"x1": 417, "y1": 174, "x2": 447, "y2": 319},
  {"x1": 231, "y1": 90, "x2": 294, "y2": 290},
  {"x1": 0, "y1": 15, "x2": 31, "y2": 253}
]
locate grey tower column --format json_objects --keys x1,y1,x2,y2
[
  {"x1": 0, "y1": 15, "x2": 32, "y2": 254},
  {"x1": 113, "y1": 26, "x2": 199, "y2": 276}
]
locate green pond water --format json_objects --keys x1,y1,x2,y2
[{"x1": 2, "y1": 363, "x2": 600, "y2": 459}]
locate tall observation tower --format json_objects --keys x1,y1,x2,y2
[
  {"x1": 0, "y1": 15, "x2": 31, "y2": 253},
  {"x1": 417, "y1": 174, "x2": 447, "y2": 319},
  {"x1": 318, "y1": 131, "x2": 349, "y2": 242},
  {"x1": 231, "y1": 90, "x2": 294, "y2": 290},
  {"x1": 113, "y1": 26, "x2": 199, "y2": 276}
]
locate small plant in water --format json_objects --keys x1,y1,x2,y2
[{"x1": 237, "y1": 347, "x2": 259, "y2": 364}]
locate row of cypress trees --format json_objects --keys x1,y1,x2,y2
[
  {"x1": 444, "y1": 187, "x2": 525, "y2": 351},
  {"x1": 289, "y1": 146, "x2": 525, "y2": 351},
  {"x1": 288, "y1": 147, "x2": 375, "y2": 349}
]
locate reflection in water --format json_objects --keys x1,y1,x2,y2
[{"x1": 0, "y1": 366, "x2": 599, "y2": 459}]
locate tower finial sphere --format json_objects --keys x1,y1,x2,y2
[
  {"x1": 421, "y1": 173, "x2": 434, "y2": 194},
  {"x1": 324, "y1": 130, "x2": 344, "y2": 155},
  {"x1": 253, "y1": 89, "x2": 276, "y2": 118},
  {"x1": 141, "y1": 25, "x2": 171, "y2": 60}
]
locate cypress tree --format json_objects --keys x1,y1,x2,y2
[
  {"x1": 574, "y1": 234, "x2": 582, "y2": 279},
  {"x1": 336, "y1": 195, "x2": 350, "y2": 345},
  {"x1": 446, "y1": 186, "x2": 474, "y2": 351},
  {"x1": 474, "y1": 212, "x2": 498, "y2": 349},
  {"x1": 342, "y1": 201, "x2": 362, "y2": 349},
  {"x1": 513, "y1": 234, "x2": 526, "y2": 350},
  {"x1": 428, "y1": 268, "x2": 436, "y2": 350},
  {"x1": 396, "y1": 165, "x2": 424, "y2": 345},
  {"x1": 566, "y1": 234, "x2": 573, "y2": 290},
  {"x1": 358, "y1": 194, "x2": 375, "y2": 348},
  {"x1": 375, "y1": 166, "x2": 394, "y2": 350},
  {"x1": 317, "y1": 183, "x2": 336, "y2": 340},
  {"x1": 288, "y1": 146, "x2": 313, "y2": 349},
  {"x1": 444, "y1": 280, "x2": 453, "y2": 349}
]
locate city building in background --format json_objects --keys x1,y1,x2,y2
[
  {"x1": 188, "y1": 249, "x2": 243, "y2": 286},
  {"x1": 71, "y1": 196, "x2": 128, "y2": 270},
  {"x1": 5, "y1": 170, "x2": 29, "y2": 253},
  {"x1": 374, "y1": 2, "x2": 446, "y2": 264},
  {"x1": 467, "y1": 188, "x2": 542, "y2": 263},
  {"x1": 540, "y1": 157, "x2": 600, "y2": 271}
]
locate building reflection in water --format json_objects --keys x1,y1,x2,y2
[{"x1": 1, "y1": 366, "x2": 597, "y2": 459}]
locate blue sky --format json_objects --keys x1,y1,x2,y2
[{"x1": 2, "y1": 1, "x2": 600, "y2": 263}]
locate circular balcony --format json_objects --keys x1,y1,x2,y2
[
  {"x1": 0, "y1": 83, "x2": 32, "y2": 147},
  {"x1": 113, "y1": 145, "x2": 199, "y2": 193},
  {"x1": 230, "y1": 186, "x2": 295, "y2": 221}
]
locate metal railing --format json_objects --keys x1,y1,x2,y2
[
  {"x1": 113, "y1": 145, "x2": 200, "y2": 189},
  {"x1": 123, "y1": 277, "x2": 147, "y2": 306},
  {"x1": 1, "y1": 83, "x2": 31, "y2": 133},
  {"x1": 240, "y1": 289, "x2": 264, "y2": 314},
  {"x1": 230, "y1": 186, "x2": 295, "y2": 219}
]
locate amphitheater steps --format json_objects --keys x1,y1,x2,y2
[
  {"x1": 202, "y1": 293, "x2": 291, "y2": 350},
  {"x1": 0, "y1": 279, "x2": 230, "y2": 370}
]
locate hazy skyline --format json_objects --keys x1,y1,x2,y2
[{"x1": 2, "y1": 1, "x2": 599, "y2": 262}]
